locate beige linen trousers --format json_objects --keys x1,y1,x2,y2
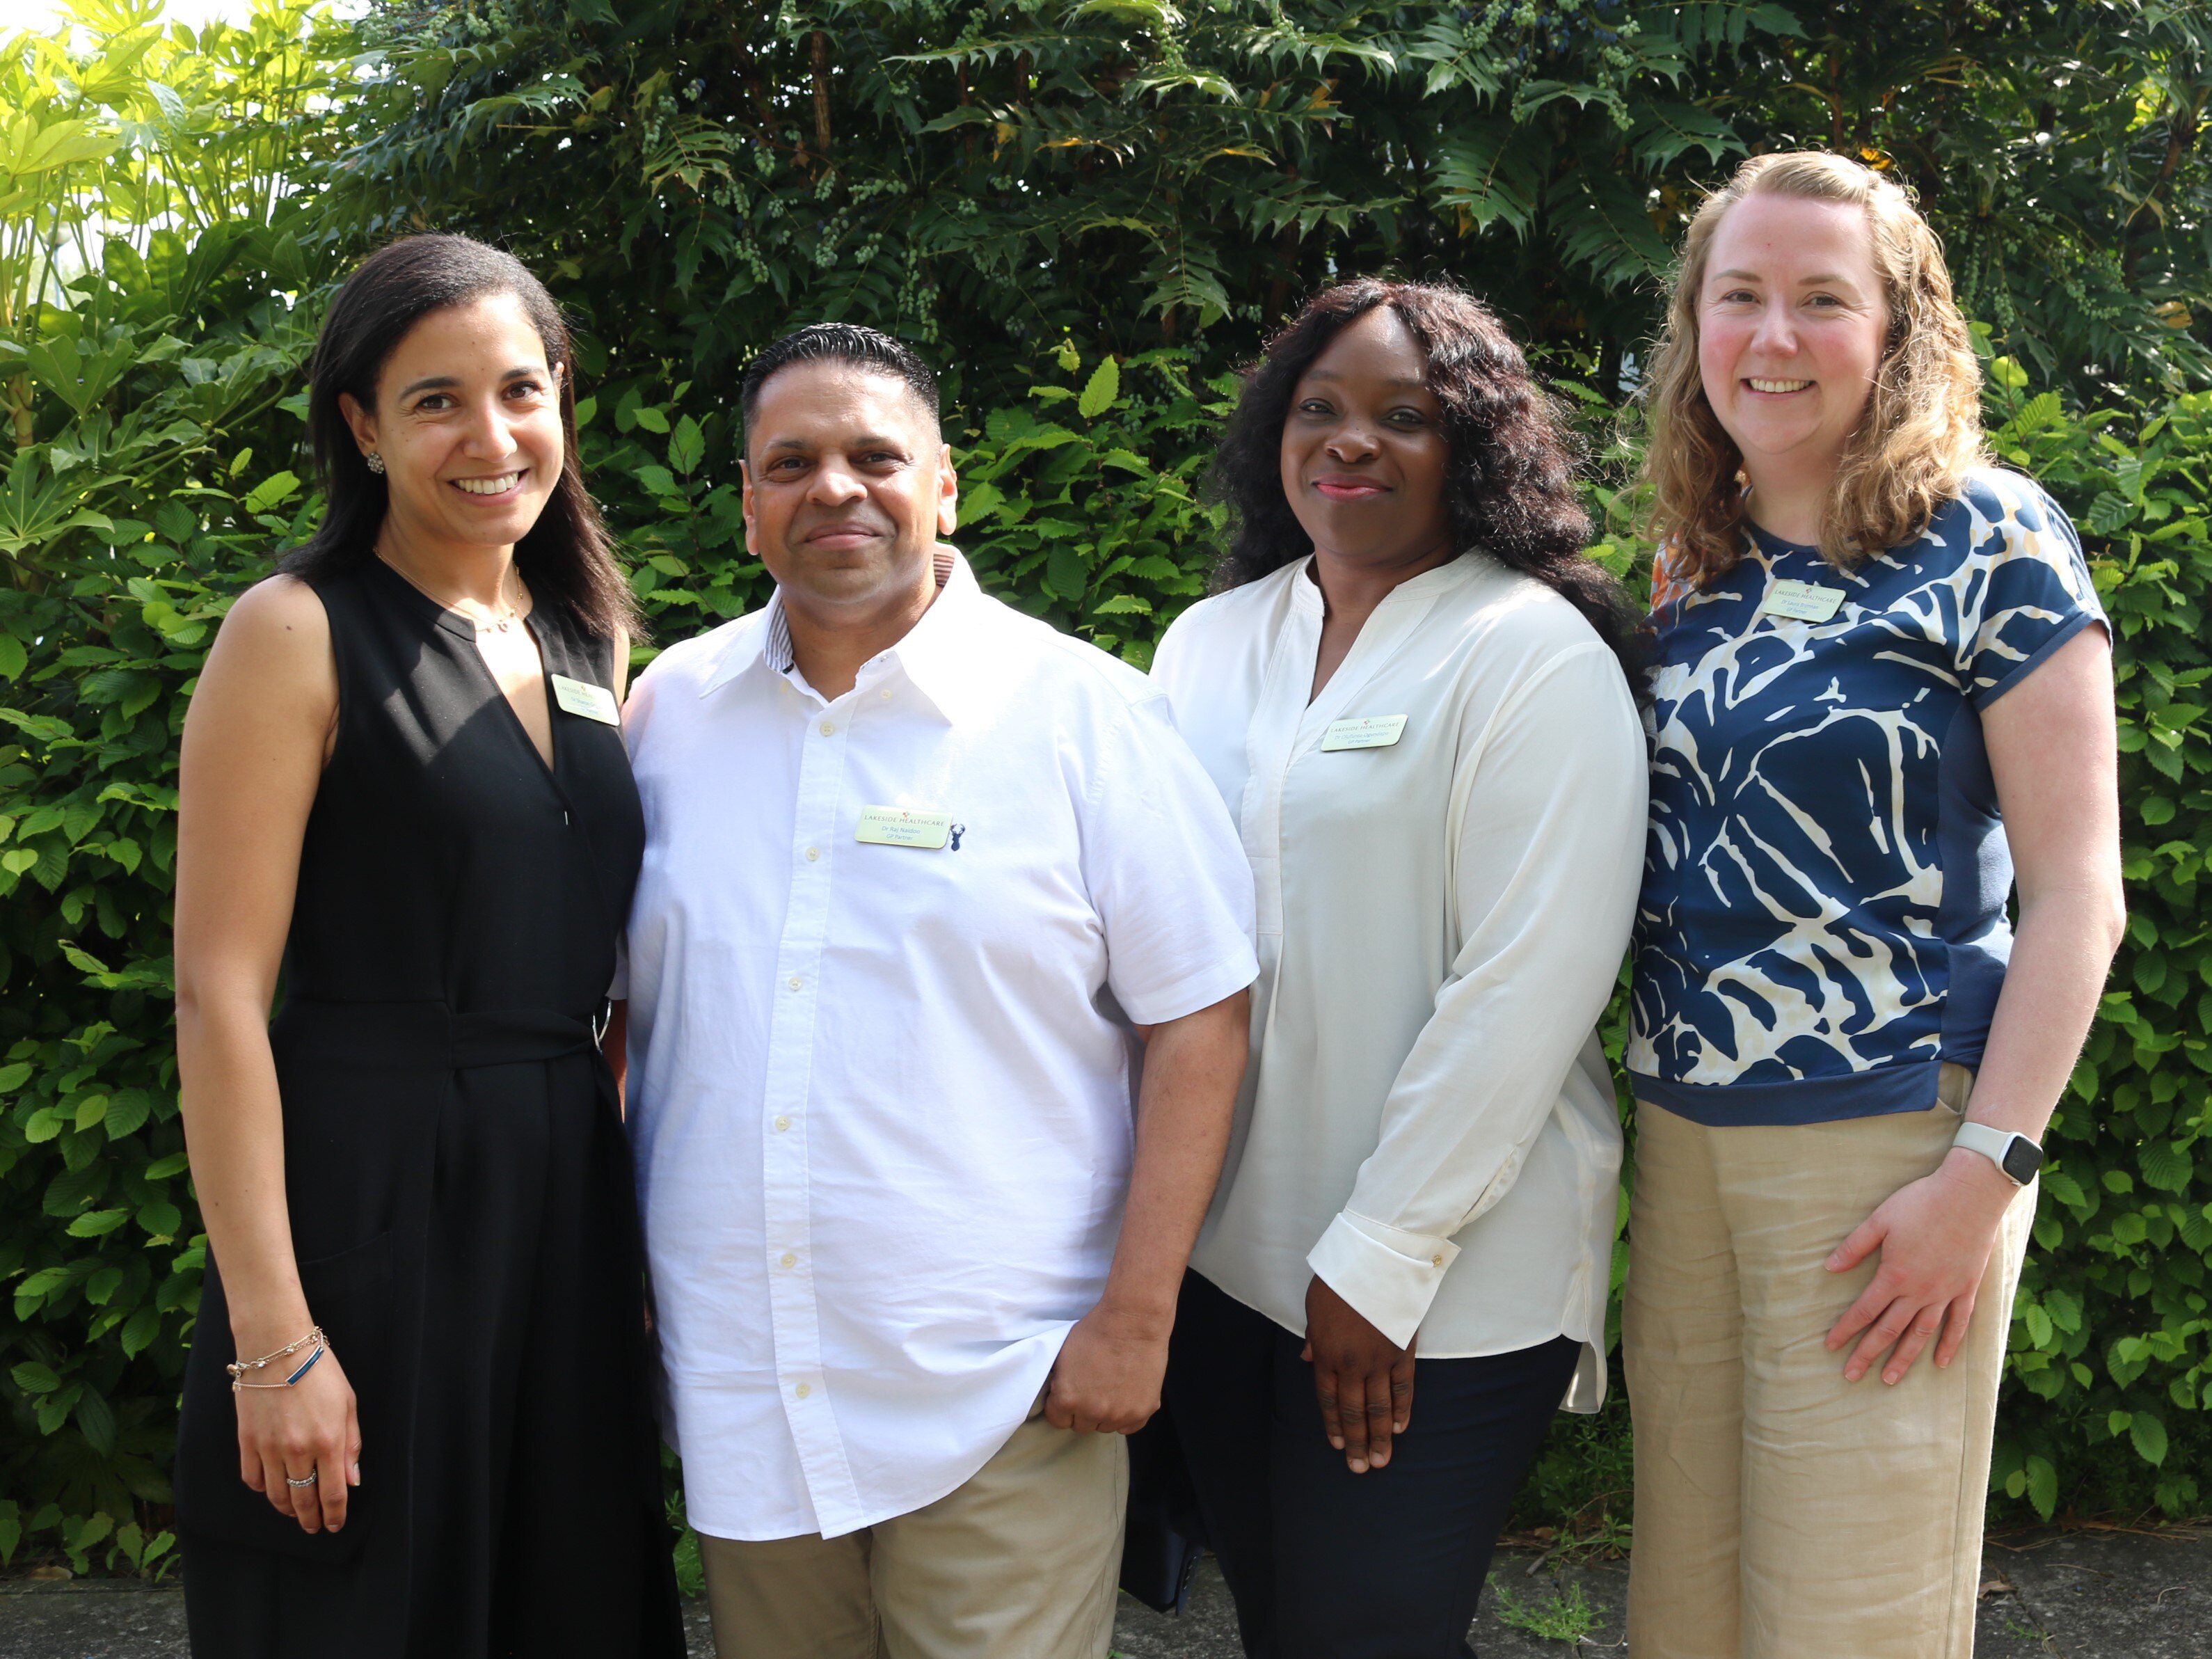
[
  {"x1": 1623, "y1": 1067, "x2": 2037, "y2": 1659},
  {"x1": 697, "y1": 1402, "x2": 1126, "y2": 1659}
]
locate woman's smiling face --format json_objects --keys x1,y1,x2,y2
[
  {"x1": 1278, "y1": 305, "x2": 1454, "y2": 569},
  {"x1": 1696, "y1": 191, "x2": 1889, "y2": 488},
  {"x1": 340, "y1": 291, "x2": 566, "y2": 556}
]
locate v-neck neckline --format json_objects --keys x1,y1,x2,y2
[
  {"x1": 367, "y1": 556, "x2": 559, "y2": 781},
  {"x1": 1286, "y1": 553, "x2": 1463, "y2": 733}
]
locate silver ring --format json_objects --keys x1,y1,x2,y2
[{"x1": 285, "y1": 1472, "x2": 319, "y2": 1488}]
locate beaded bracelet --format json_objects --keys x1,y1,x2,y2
[{"x1": 227, "y1": 1327, "x2": 327, "y2": 1390}]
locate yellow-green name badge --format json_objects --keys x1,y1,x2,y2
[
  {"x1": 1758, "y1": 579, "x2": 1847, "y2": 624},
  {"x1": 550, "y1": 674, "x2": 621, "y2": 724},
  {"x1": 855, "y1": 806, "x2": 953, "y2": 849},
  {"x1": 1320, "y1": 715, "x2": 1409, "y2": 752}
]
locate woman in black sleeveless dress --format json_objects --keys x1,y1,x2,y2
[{"x1": 172, "y1": 236, "x2": 684, "y2": 1657}]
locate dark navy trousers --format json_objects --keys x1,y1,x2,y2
[{"x1": 1161, "y1": 1269, "x2": 1581, "y2": 1659}]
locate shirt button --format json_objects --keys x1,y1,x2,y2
[
  {"x1": 1431, "y1": 1253, "x2": 1445, "y2": 1268},
  {"x1": 804, "y1": 846, "x2": 820, "y2": 862},
  {"x1": 818, "y1": 720, "x2": 836, "y2": 736},
  {"x1": 774, "y1": 1115, "x2": 791, "y2": 1132},
  {"x1": 795, "y1": 1381, "x2": 812, "y2": 1400},
  {"x1": 787, "y1": 975, "x2": 803, "y2": 991},
  {"x1": 879, "y1": 689, "x2": 891, "y2": 700},
  {"x1": 779, "y1": 1251, "x2": 797, "y2": 1269}
]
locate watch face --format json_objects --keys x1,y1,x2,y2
[{"x1": 2001, "y1": 1137, "x2": 2043, "y2": 1185}]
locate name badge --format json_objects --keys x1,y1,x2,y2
[
  {"x1": 855, "y1": 806, "x2": 953, "y2": 849},
  {"x1": 1758, "y1": 579, "x2": 1847, "y2": 624},
  {"x1": 550, "y1": 674, "x2": 621, "y2": 724},
  {"x1": 1320, "y1": 715, "x2": 1408, "y2": 752}
]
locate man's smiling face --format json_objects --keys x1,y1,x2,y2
[{"x1": 741, "y1": 363, "x2": 956, "y2": 616}]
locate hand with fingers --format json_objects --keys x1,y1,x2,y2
[
  {"x1": 1824, "y1": 1148, "x2": 2023, "y2": 1386},
  {"x1": 1303, "y1": 1275, "x2": 1415, "y2": 1475},
  {"x1": 234, "y1": 1340, "x2": 363, "y2": 1535},
  {"x1": 1045, "y1": 1296, "x2": 1172, "y2": 1436}
]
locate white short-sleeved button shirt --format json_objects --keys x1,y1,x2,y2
[{"x1": 620, "y1": 551, "x2": 1257, "y2": 1541}]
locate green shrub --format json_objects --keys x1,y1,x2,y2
[
  {"x1": 1975, "y1": 356, "x2": 2212, "y2": 1522},
  {"x1": 3, "y1": 7, "x2": 2209, "y2": 1575}
]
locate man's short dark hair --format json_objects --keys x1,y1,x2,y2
[{"x1": 739, "y1": 323, "x2": 940, "y2": 432}]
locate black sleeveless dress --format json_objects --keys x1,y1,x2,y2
[{"x1": 175, "y1": 558, "x2": 685, "y2": 1658}]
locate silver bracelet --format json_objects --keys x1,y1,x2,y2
[{"x1": 228, "y1": 1329, "x2": 328, "y2": 1390}]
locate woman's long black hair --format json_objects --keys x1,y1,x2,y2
[
  {"x1": 282, "y1": 234, "x2": 639, "y2": 641},
  {"x1": 1210, "y1": 278, "x2": 1641, "y2": 686}
]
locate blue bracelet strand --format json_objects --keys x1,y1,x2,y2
[{"x1": 283, "y1": 1345, "x2": 326, "y2": 1388}]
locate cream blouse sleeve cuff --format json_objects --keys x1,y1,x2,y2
[{"x1": 1306, "y1": 1211, "x2": 1463, "y2": 1349}]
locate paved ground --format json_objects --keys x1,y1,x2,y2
[{"x1": 1, "y1": 1528, "x2": 2204, "y2": 1656}]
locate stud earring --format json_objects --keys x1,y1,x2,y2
[{"x1": 365, "y1": 452, "x2": 385, "y2": 475}]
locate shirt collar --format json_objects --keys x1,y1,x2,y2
[
  {"x1": 1291, "y1": 549, "x2": 1477, "y2": 612},
  {"x1": 699, "y1": 546, "x2": 982, "y2": 722}
]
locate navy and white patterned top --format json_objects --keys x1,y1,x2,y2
[{"x1": 1628, "y1": 468, "x2": 2106, "y2": 1125}]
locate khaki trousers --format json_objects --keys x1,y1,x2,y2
[
  {"x1": 697, "y1": 1409, "x2": 1129, "y2": 1659},
  {"x1": 1622, "y1": 1069, "x2": 2036, "y2": 1659}
]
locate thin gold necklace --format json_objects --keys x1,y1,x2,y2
[{"x1": 377, "y1": 552, "x2": 526, "y2": 635}]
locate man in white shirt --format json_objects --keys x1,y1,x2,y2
[{"x1": 614, "y1": 324, "x2": 1258, "y2": 1659}]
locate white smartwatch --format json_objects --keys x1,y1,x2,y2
[{"x1": 1952, "y1": 1122, "x2": 2043, "y2": 1186}]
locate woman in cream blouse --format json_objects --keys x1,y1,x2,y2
[{"x1": 1149, "y1": 279, "x2": 1646, "y2": 1659}]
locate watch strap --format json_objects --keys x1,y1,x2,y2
[{"x1": 1952, "y1": 1120, "x2": 2041, "y2": 1186}]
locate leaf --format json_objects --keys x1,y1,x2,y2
[
  {"x1": 2039, "y1": 1167, "x2": 2088, "y2": 1209},
  {"x1": 2139, "y1": 1140, "x2": 2193, "y2": 1193},
  {"x1": 104, "y1": 1086, "x2": 150, "y2": 1139},
  {"x1": 10, "y1": 1363, "x2": 60, "y2": 1394},
  {"x1": 119, "y1": 1306, "x2": 161, "y2": 1359},
  {"x1": 1548, "y1": 170, "x2": 1676, "y2": 293},
  {"x1": 74, "y1": 1390, "x2": 116, "y2": 1459},
  {"x1": 1435, "y1": 120, "x2": 1541, "y2": 237},
  {"x1": 2086, "y1": 491, "x2": 2136, "y2": 536},
  {"x1": 958, "y1": 482, "x2": 1007, "y2": 527},
  {"x1": 67, "y1": 1209, "x2": 130, "y2": 1237},
  {"x1": 1630, "y1": 103, "x2": 1741, "y2": 169},
  {"x1": 668, "y1": 415, "x2": 705, "y2": 475},
  {"x1": 16, "y1": 1267, "x2": 70, "y2": 1301},
  {"x1": 3, "y1": 116, "x2": 113, "y2": 177},
  {"x1": 1079, "y1": 358, "x2": 1121, "y2": 420},
  {"x1": 241, "y1": 471, "x2": 300, "y2": 514},
  {"x1": 2027, "y1": 1455, "x2": 2058, "y2": 1521},
  {"x1": 633, "y1": 406, "x2": 671, "y2": 435},
  {"x1": 1044, "y1": 543, "x2": 1089, "y2": 601},
  {"x1": 2130, "y1": 1411, "x2": 2169, "y2": 1467}
]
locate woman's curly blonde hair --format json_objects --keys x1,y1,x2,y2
[{"x1": 1641, "y1": 151, "x2": 1987, "y2": 587}]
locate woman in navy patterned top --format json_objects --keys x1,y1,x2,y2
[{"x1": 1623, "y1": 152, "x2": 2124, "y2": 1659}]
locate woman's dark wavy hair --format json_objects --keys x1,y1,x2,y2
[
  {"x1": 281, "y1": 234, "x2": 639, "y2": 640},
  {"x1": 1211, "y1": 278, "x2": 1641, "y2": 686}
]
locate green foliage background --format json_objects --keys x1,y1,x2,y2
[{"x1": 2, "y1": 0, "x2": 2209, "y2": 1576}]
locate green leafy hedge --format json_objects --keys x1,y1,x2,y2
[
  {"x1": 8, "y1": 309, "x2": 2210, "y2": 1573},
  {"x1": 3, "y1": 272, "x2": 2209, "y2": 1572},
  {"x1": 1975, "y1": 360, "x2": 2212, "y2": 1520}
]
